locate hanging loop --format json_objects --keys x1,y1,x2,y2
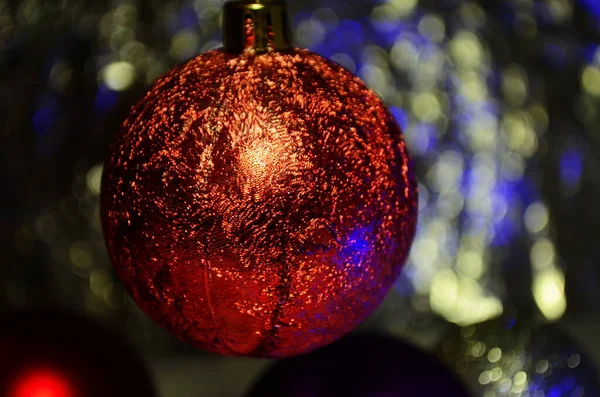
[{"x1": 223, "y1": 0, "x2": 293, "y2": 53}]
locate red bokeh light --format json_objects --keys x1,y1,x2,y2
[{"x1": 10, "y1": 370, "x2": 74, "y2": 397}]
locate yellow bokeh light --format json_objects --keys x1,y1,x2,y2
[
  {"x1": 170, "y1": 29, "x2": 199, "y2": 60},
  {"x1": 501, "y1": 152, "x2": 525, "y2": 181},
  {"x1": 488, "y1": 347, "x2": 502, "y2": 363},
  {"x1": 531, "y1": 238, "x2": 555, "y2": 269},
  {"x1": 490, "y1": 367, "x2": 503, "y2": 381},
  {"x1": 90, "y1": 269, "x2": 113, "y2": 299},
  {"x1": 533, "y1": 268, "x2": 567, "y2": 321},
  {"x1": 390, "y1": 0, "x2": 418, "y2": 17},
  {"x1": 467, "y1": 114, "x2": 498, "y2": 151},
  {"x1": 470, "y1": 341, "x2": 486, "y2": 358},
  {"x1": 110, "y1": 27, "x2": 135, "y2": 52},
  {"x1": 411, "y1": 92, "x2": 441, "y2": 122},
  {"x1": 102, "y1": 61, "x2": 135, "y2": 91},
  {"x1": 498, "y1": 378, "x2": 512, "y2": 393},
  {"x1": 503, "y1": 113, "x2": 538, "y2": 157},
  {"x1": 430, "y1": 269, "x2": 458, "y2": 310},
  {"x1": 460, "y1": 72, "x2": 488, "y2": 103},
  {"x1": 362, "y1": 64, "x2": 391, "y2": 100},
  {"x1": 461, "y1": 326, "x2": 475, "y2": 337},
  {"x1": 69, "y1": 243, "x2": 93, "y2": 269},
  {"x1": 450, "y1": 31, "x2": 483, "y2": 69},
  {"x1": 49, "y1": 61, "x2": 73, "y2": 92},
  {"x1": 113, "y1": 4, "x2": 137, "y2": 28},
  {"x1": 418, "y1": 14, "x2": 445, "y2": 43},
  {"x1": 436, "y1": 190, "x2": 464, "y2": 219},
  {"x1": 524, "y1": 202, "x2": 549, "y2": 235},
  {"x1": 120, "y1": 40, "x2": 146, "y2": 63},
  {"x1": 548, "y1": 0, "x2": 572, "y2": 23},
  {"x1": 458, "y1": 2, "x2": 487, "y2": 28},
  {"x1": 536, "y1": 360, "x2": 549, "y2": 373},
  {"x1": 413, "y1": 53, "x2": 445, "y2": 89},
  {"x1": 529, "y1": 103, "x2": 549, "y2": 133},
  {"x1": 502, "y1": 65, "x2": 528, "y2": 105},
  {"x1": 431, "y1": 270, "x2": 503, "y2": 325},
  {"x1": 473, "y1": 153, "x2": 497, "y2": 186},
  {"x1": 372, "y1": 0, "x2": 416, "y2": 24},
  {"x1": 410, "y1": 238, "x2": 440, "y2": 271},
  {"x1": 390, "y1": 38, "x2": 419, "y2": 71},
  {"x1": 503, "y1": 115, "x2": 526, "y2": 147},
  {"x1": 86, "y1": 164, "x2": 103, "y2": 196},
  {"x1": 582, "y1": 66, "x2": 600, "y2": 96},
  {"x1": 479, "y1": 370, "x2": 492, "y2": 385},
  {"x1": 457, "y1": 250, "x2": 485, "y2": 279},
  {"x1": 430, "y1": 151, "x2": 463, "y2": 192},
  {"x1": 513, "y1": 371, "x2": 527, "y2": 386}
]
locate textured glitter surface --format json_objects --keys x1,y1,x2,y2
[{"x1": 101, "y1": 48, "x2": 417, "y2": 358}]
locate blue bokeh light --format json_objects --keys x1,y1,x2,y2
[{"x1": 560, "y1": 148, "x2": 584, "y2": 190}]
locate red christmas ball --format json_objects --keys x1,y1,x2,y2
[{"x1": 101, "y1": 47, "x2": 417, "y2": 357}]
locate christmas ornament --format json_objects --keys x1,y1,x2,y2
[
  {"x1": 101, "y1": 0, "x2": 417, "y2": 358},
  {"x1": 246, "y1": 332, "x2": 470, "y2": 397},
  {"x1": 0, "y1": 308, "x2": 156, "y2": 397},
  {"x1": 437, "y1": 317, "x2": 600, "y2": 397}
]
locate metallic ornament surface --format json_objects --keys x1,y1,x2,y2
[{"x1": 101, "y1": 48, "x2": 418, "y2": 357}]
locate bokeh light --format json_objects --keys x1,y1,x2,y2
[{"x1": 10, "y1": 370, "x2": 73, "y2": 397}]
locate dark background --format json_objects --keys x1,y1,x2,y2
[{"x1": 2, "y1": 0, "x2": 600, "y2": 395}]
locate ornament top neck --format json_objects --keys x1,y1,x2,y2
[{"x1": 222, "y1": 0, "x2": 293, "y2": 54}]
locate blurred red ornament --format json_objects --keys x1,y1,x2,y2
[
  {"x1": 10, "y1": 370, "x2": 73, "y2": 397},
  {"x1": 0, "y1": 308, "x2": 156, "y2": 397},
  {"x1": 101, "y1": 0, "x2": 417, "y2": 358}
]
